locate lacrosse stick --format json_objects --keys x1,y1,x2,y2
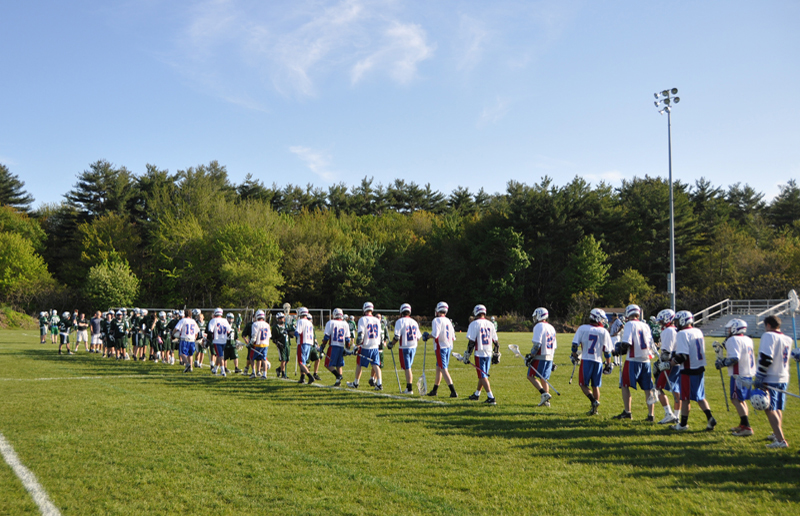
[
  {"x1": 712, "y1": 341, "x2": 731, "y2": 412},
  {"x1": 389, "y1": 347, "x2": 402, "y2": 392},
  {"x1": 417, "y1": 338, "x2": 428, "y2": 395},
  {"x1": 451, "y1": 351, "x2": 490, "y2": 377},
  {"x1": 344, "y1": 349, "x2": 381, "y2": 367},
  {"x1": 733, "y1": 375, "x2": 800, "y2": 400},
  {"x1": 508, "y1": 344, "x2": 560, "y2": 395},
  {"x1": 790, "y1": 289, "x2": 800, "y2": 396},
  {"x1": 569, "y1": 361, "x2": 577, "y2": 384}
]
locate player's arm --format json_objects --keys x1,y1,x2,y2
[{"x1": 753, "y1": 342, "x2": 773, "y2": 387}]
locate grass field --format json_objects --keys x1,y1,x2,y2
[{"x1": 1, "y1": 329, "x2": 799, "y2": 515}]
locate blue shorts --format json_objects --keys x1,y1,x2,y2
[
  {"x1": 579, "y1": 360, "x2": 603, "y2": 388},
  {"x1": 214, "y1": 344, "x2": 226, "y2": 357},
  {"x1": 730, "y1": 376, "x2": 751, "y2": 401},
  {"x1": 435, "y1": 347, "x2": 451, "y2": 370},
  {"x1": 252, "y1": 346, "x2": 267, "y2": 361},
  {"x1": 325, "y1": 346, "x2": 345, "y2": 368},
  {"x1": 680, "y1": 373, "x2": 706, "y2": 402},
  {"x1": 359, "y1": 348, "x2": 380, "y2": 368},
  {"x1": 179, "y1": 340, "x2": 196, "y2": 357},
  {"x1": 398, "y1": 348, "x2": 416, "y2": 370},
  {"x1": 527, "y1": 359, "x2": 553, "y2": 381},
  {"x1": 475, "y1": 356, "x2": 490, "y2": 379},
  {"x1": 620, "y1": 361, "x2": 653, "y2": 391},
  {"x1": 297, "y1": 344, "x2": 311, "y2": 365},
  {"x1": 765, "y1": 382, "x2": 789, "y2": 411}
]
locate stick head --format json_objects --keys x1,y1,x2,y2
[
  {"x1": 789, "y1": 289, "x2": 799, "y2": 313},
  {"x1": 508, "y1": 344, "x2": 522, "y2": 358}
]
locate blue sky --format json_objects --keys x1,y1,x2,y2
[{"x1": 2, "y1": 0, "x2": 798, "y2": 208}]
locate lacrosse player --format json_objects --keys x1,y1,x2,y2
[
  {"x1": 612, "y1": 305, "x2": 658, "y2": 421},
  {"x1": 174, "y1": 309, "x2": 200, "y2": 372},
  {"x1": 101, "y1": 311, "x2": 113, "y2": 357},
  {"x1": 654, "y1": 309, "x2": 680, "y2": 424},
  {"x1": 294, "y1": 307, "x2": 316, "y2": 384},
  {"x1": 375, "y1": 313, "x2": 389, "y2": 381},
  {"x1": 39, "y1": 311, "x2": 48, "y2": 343},
  {"x1": 306, "y1": 314, "x2": 323, "y2": 381},
  {"x1": 249, "y1": 310, "x2": 271, "y2": 379},
  {"x1": 319, "y1": 308, "x2": 351, "y2": 387},
  {"x1": 75, "y1": 313, "x2": 89, "y2": 352},
  {"x1": 49, "y1": 309, "x2": 59, "y2": 344},
  {"x1": 609, "y1": 313, "x2": 625, "y2": 366},
  {"x1": 753, "y1": 316, "x2": 793, "y2": 448},
  {"x1": 224, "y1": 313, "x2": 241, "y2": 373},
  {"x1": 57, "y1": 311, "x2": 73, "y2": 355},
  {"x1": 668, "y1": 310, "x2": 716, "y2": 431},
  {"x1": 347, "y1": 303, "x2": 381, "y2": 389},
  {"x1": 192, "y1": 310, "x2": 206, "y2": 368},
  {"x1": 464, "y1": 304, "x2": 498, "y2": 405},
  {"x1": 426, "y1": 302, "x2": 457, "y2": 397},
  {"x1": 715, "y1": 318, "x2": 755, "y2": 436},
  {"x1": 89, "y1": 311, "x2": 102, "y2": 353},
  {"x1": 207, "y1": 308, "x2": 232, "y2": 376},
  {"x1": 155, "y1": 311, "x2": 173, "y2": 365},
  {"x1": 271, "y1": 312, "x2": 292, "y2": 378},
  {"x1": 166, "y1": 311, "x2": 181, "y2": 364},
  {"x1": 389, "y1": 303, "x2": 421, "y2": 394},
  {"x1": 527, "y1": 308, "x2": 557, "y2": 407},
  {"x1": 571, "y1": 309, "x2": 613, "y2": 415}
]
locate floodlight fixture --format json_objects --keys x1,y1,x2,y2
[
  {"x1": 674, "y1": 97, "x2": 680, "y2": 103},
  {"x1": 661, "y1": 90, "x2": 669, "y2": 97},
  {"x1": 671, "y1": 88, "x2": 678, "y2": 95}
]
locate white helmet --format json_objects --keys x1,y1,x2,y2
[
  {"x1": 213, "y1": 308, "x2": 223, "y2": 317},
  {"x1": 675, "y1": 310, "x2": 694, "y2": 329},
  {"x1": 656, "y1": 309, "x2": 675, "y2": 326},
  {"x1": 308, "y1": 314, "x2": 313, "y2": 321},
  {"x1": 141, "y1": 309, "x2": 148, "y2": 316},
  {"x1": 435, "y1": 301, "x2": 449, "y2": 314},
  {"x1": 158, "y1": 311, "x2": 166, "y2": 319},
  {"x1": 400, "y1": 303, "x2": 411, "y2": 315},
  {"x1": 116, "y1": 310, "x2": 123, "y2": 317},
  {"x1": 725, "y1": 318, "x2": 747, "y2": 336},
  {"x1": 625, "y1": 304, "x2": 641, "y2": 319},
  {"x1": 226, "y1": 313, "x2": 234, "y2": 320},
  {"x1": 473, "y1": 304, "x2": 487, "y2": 317},
  {"x1": 532, "y1": 307, "x2": 549, "y2": 323},
  {"x1": 350, "y1": 315, "x2": 355, "y2": 321},
  {"x1": 333, "y1": 308, "x2": 344, "y2": 320},
  {"x1": 51, "y1": 309, "x2": 56, "y2": 315},
  {"x1": 62, "y1": 311, "x2": 70, "y2": 319},
  {"x1": 297, "y1": 307, "x2": 309, "y2": 317},
  {"x1": 276, "y1": 312, "x2": 285, "y2": 319},
  {"x1": 362, "y1": 302, "x2": 374, "y2": 313},
  {"x1": 750, "y1": 389, "x2": 770, "y2": 411},
  {"x1": 134, "y1": 308, "x2": 141, "y2": 316},
  {"x1": 192, "y1": 309, "x2": 200, "y2": 318},
  {"x1": 255, "y1": 310, "x2": 266, "y2": 320},
  {"x1": 589, "y1": 308, "x2": 607, "y2": 324}
]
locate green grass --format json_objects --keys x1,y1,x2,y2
[{"x1": 1, "y1": 329, "x2": 798, "y2": 515}]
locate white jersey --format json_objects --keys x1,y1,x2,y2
[
  {"x1": 675, "y1": 327, "x2": 707, "y2": 370},
  {"x1": 431, "y1": 316, "x2": 455, "y2": 350},
  {"x1": 725, "y1": 334, "x2": 755, "y2": 378},
  {"x1": 207, "y1": 317, "x2": 232, "y2": 345},
  {"x1": 394, "y1": 316, "x2": 421, "y2": 350},
  {"x1": 295, "y1": 317, "x2": 314, "y2": 346},
  {"x1": 174, "y1": 318, "x2": 199, "y2": 342},
  {"x1": 357, "y1": 315, "x2": 382, "y2": 349},
  {"x1": 573, "y1": 324, "x2": 612, "y2": 363},
  {"x1": 532, "y1": 321, "x2": 557, "y2": 360},
  {"x1": 759, "y1": 331, "x2": 792, "y2": 383},
  {"x1": 659, "y1": 326, "x2": 677, "y2": 357},
  {"x1": 467, "y1": 318, "x2": 497, "y2": 358},
  {"x1": 324, "y1": 319, "x2": 351, "y2": 348},
  {"x1": 250, "y1": 320, "x2": 271, "y2": 347},
  {"x1": 621, "y1": 319, "x2": 656, "y2": 363}
]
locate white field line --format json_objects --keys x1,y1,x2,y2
[
  {"x1": 0, "y1": 374, "x2": 169, "y2": 382},
  {"x1": 0, "y1": 432, "x2": 61, "y2": 516}
]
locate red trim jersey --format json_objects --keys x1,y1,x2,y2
[
  {"x1": 660, "y1": 326, "x2": 677, "y2": 356},
  {"x1": 675, "y1": 327, "x2": 707, "y2": 370},
  {"x1": 251, "y1": 320, "x2": 271, "y2": 348},
  {"x1": 532, "y1": 321, "x2": 557, "y2": 360},
  {"x1": 357, "y1": 315, "x2": 381, "y2": 349},
  {"x1": 324, "y1": 319, "x2": 351, "y2": 348},
  {"x1": 621, "y1": 320, "x2": 656, "y2": 362},
  {"x1": 431, "y1": 316, "x2": 455, "y2": 350},
  {"x1": 174, "y1": 318, "x2": 199, "y2": 342},
  {"x1": 394, "y1": 316, "x2": 421, "y2": 350},
  {"x1": 466, "y1": 318, "x2": 497, "y2": 358},
  {"x1": 573, "y1": 324, "x2": 612, "y2": 363},
  {"x1": 295, "y1": 317, "x2": 314, "y2": 346},
  {"x1": 207, "y1": 317, "x2": 232, "y2": 345},
  {"x1": 759, "y1": 331, "x2": 792, "y2": 383},
  {"x1": 725, "y1": 334, "x2": 754, "y2": 377}
]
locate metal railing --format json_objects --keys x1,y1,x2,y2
[
  {"x1": 755, "y1": 299, "x2": 791, "y2": 327},
  {"x1": 694, "y1": 299, "x2": 730, "y2": 326}
]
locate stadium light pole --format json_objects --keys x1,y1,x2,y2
[{"x1": 654, "y1": 88, "x2": 680, "y2": 312}]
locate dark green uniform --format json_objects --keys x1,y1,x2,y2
[
  {"x1": 166, "y1": 316, "x2": 180, "y2": 352},
  {"x1": 155, "y1": 319, "x2": 170, "y2": 352},
  {"x1": 57, "y1": 318, "x2": 72, "y2": 344},
  {"x1": 271, "y1": 321, "x2": 292, "y2": 363},
  {"x1": 224, "y1": 326, "x2": 239, "y2": 361},
  {"x1": 110, "y1": 318, "x2": 127, "y2": 349}
]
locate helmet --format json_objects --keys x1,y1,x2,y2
[
  {"x1": 399, "y1": 303, "x2": 411, "y2": 315},
  {"x1": 435, "y1": 301, "x2": 449, "y2": 314},
  {"x1": 158, "y1": 311, "x2": 166, "y2": 320},
  {"x1": 656, "y1": 309, "x2": 675, "y2": 326},
  {"x1": 192, "y1": 309, "x2": 200, "y2": 318},
  {"x1": 276, "y1": 312, "x2": 285, "y2": 319},
  {"x1": 491, "y1": 316, "x2": 496, "y2": 321},
  {"x1": 213, "y1": 308, "x2": 223, "y2": 317},
  {"x1": 473, "y1": 304, "x2": 487, "y2": 317},
  {"x1": 625, "y1": 304, "x2": 641, "y2": 319},
  {"x1": 51, "y1": 309, "x2": 56, "y2": 315},
  {"x1": 675, "y1": 310, "x2": 694, "y2": 329},
  {"x1": 121, "y1": 307, "x2": 127, "y2": 314},
  {"x1": 116, "y1": 310, "x2": 123, "y2": 317},
  {"x1": 226, "y1": 313, "x2": 234, "y2": 320},
  {"x1": 532, "y1": 307, "x2": 549, "y2": 323},
  {"x1": 750, "y1": 389, "x2": 770, "y2": 411},
  {"x1": 308, "y1": 314, "x2": 313, "y2": 321},
  {"x1": 725, "y1": 318, "x2": 748, "y2": 336},
  {"x1": 141, "y1": 309, "x2": 148, "y2": 316},
  {"x1": 297, "y1": 307, "x2": 309, "y2": 317},
  {"x1": 333, "y1": 308, "x2": 344, "y2": 320},
  {"x1": 255, "y1": 310, "x2": 266, "y2": 320},
  {"x1": 589, "y1": 308, "x2": 607, "y2": 324},
  {"x1": 362, "y1": 302, "x2": 374, "y2": 313},
  {"x1": 62, "y1": 311, "x2": 70, "y2": 319},
  {"x1": 134, "y1": 308, "x2": 141, "y2": 316},
  {"x1": 616, "y1": 313, "x2": 626, "y2": 323},
  {"x1": 350, "y1": 315, "x2": 355, "y2": 321}
]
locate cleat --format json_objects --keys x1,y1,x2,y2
[
  {"x1": 374, "y1": 384, "x2": 383, "y2": 391},
  {"x1": 249, "y1": 373, "x2": 256, "y2": 379},
  {"x1": 307, "y1": 374, "x2": 315, "y2": 385},
  {"x1": 485, "y1": 397, "x2": 497, "y2": 405},
  {"x1": 400, "y1": 389, "x2": 414, "y2": 394},
  {"x1": 705, "y1": 417, "x2": 717, "y2": 432},
  {"x1": 235, "y1": 368, "x2": 242, "y2": 374},
  {"x1": 260, "y1": 374, "x2": 267, "y2": 379},
  {"x1": 612, "y1": 411, "x2": 632, "y2": 420},
  {"x1": 426, "y1": 390, "x2": 437, "y2": 397},
  {"x1": 670, "y1": 423, "x2": 690, "y2": 431},
  {"x1": 183, "y1": 365, "x2": 191, "y2": 373},
  {"x1": 346, "y1": 381, "x2": 359, "y2": 389},
  {"x1": 767, "y1": 433, "x2": 777, "y2": 442},
  {"x1": 298, "y1": 377, "x2": 305, "y2": 384},
  {"x1": 368, "y1": 378, "x2": 375, "y2": 387},
  {"x1": 313, "y1": 373, "x2": 321, "y2": 381},
  {"x1": 766, "y1": 440, "x2": 789, "y2": 449},
  {"x1": 731, "y1": 426, "x2": 754, "y2": 437},
  {"x1": 659, "y1": 414, "x2": 679, "y2": 425},
  {"x1": 645, "y1": 415, "x2": 655, "y2": 422},
  {"x1": 537, "y1": 392, "x2": 552, "y2": 407},
  {"x1": 468, "y1": 393, "x2": 480, "y2": 401},
  {"x1": 333, "y1": 377, "x2": 342, "y2": 387},
  {"x1": 450, "y1": 392, "x2": 458, "y2": 398}
]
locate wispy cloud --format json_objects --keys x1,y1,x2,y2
[
  {"x1": 456, "y1": 14, "x2": 488, "y2": 71},
  {"x1": 477, "y1": 97, "x2": 511, "y2": 127},
  {"x1": 290, "y1": 146, "x2": 335, "y2": 181},
  {"x1": 351, "y1": 21, "x2": 435, "y2": 85},
  {"x1": 582, "y1": 170, "x2": 624, "y2": 184}
]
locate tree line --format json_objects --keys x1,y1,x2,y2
[{"x1": 1, "y1": 160, "x2": 799, "y2": 325}]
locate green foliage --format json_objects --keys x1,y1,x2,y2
[
  {"x1": 0, "y1": 163, "x2": 33, "y2": 211},
  {"x1": 604, "y1": 268, "x2": 654, "y2": 306},
  {"x1": 213, "y1": 223, "x2": 283, "y2": 307},
  {"x1": 0, "y1": 232, "x2": 54, "y2": 308},
  {"x1": 769, "y1": 179, "x2": 800, "y2": 229},
  {"x1": 469, "y1": 226, "x2": 531, "y2": 313},
  {"x1": 84, "y1": 260, "x2": 140, "y2": 308},
  {"x1": 78, "y1": 212, "x2": 143, "y2": 270},
  {"x1": 564, "y1": 235, "x2": 609, "y2": 300},
  {"x1": 0, "y1": 206, "x2": 46, "y2": 251},
  {"x1": 0, "y1": 305, "x2": 37, "y2": 329},
  {"x1": 65, "y1": 160, "x2": 135, "y2": 223}
]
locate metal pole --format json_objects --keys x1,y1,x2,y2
[
  {"x1": 668, "y1": 109, "x2": 676, "y2": 312},
  {"x1": 792, "y1": 313, "x2": 799, "y2": 396}
]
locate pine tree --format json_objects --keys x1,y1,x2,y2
[{"x1": 0, "y1": 164, "x2": 34, "y2": 211}]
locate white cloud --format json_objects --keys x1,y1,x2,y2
[
  {"x1": 456, "y1": 14, "x2": 488, "y2": 71},
  {"x1": 289, "y1": 146, "x2": 336, "y2": 181},
  {"x1": 582, "y1": 170, "x2": 624, "y2": 184},
  {"x1": 352, "y1": 21, "x2": 435, "y2": 84},
  {"x1": 477, "y1": 97, "x2": 511, "y2": 127}
]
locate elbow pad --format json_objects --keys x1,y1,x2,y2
[
  {"x1": 722, "y1": 357, "x2": 738, "y2": 367},
  {"x1": 467, "y1": 340, "x2": 476, "y2": 354},
  {"x1": 571, "y1": 343, "x2": 579, "y2": 354},
  {"x1": 757, "y1": 352, "x2": 773, "y2": 376},
  {"x1": 603, "y1": 351, "x2": 611, "y2": 360},
  {"x1": 673, "y1": 353, "x2": 688, "y2": 365}
]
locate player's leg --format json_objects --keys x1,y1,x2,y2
[{"x1": 402, "y1": 349, "x2": 414, "y2": 393}]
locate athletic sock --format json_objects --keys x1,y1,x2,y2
[
  {"x1": 703, "y1": 409, "x2": 713, "y2": 421},
  {"x1": 664, "y1": 406, "x2": 673, "y2": 416},
  {"x1": 538, "y1": 388, "x2": 545, "y2": 394},
  {"x1": 448, "y1": 384, "x2": 456, "y2": 394},
  {"x1": 474, "y1": 390, "x2": 481, "y2": 397},
  {"x1": 585, "y1": 393, "x2": 596, "y2": 403},
  {"x1": 487, "y1": 391, "x2": 494, "y2": 399},
  {"x1": 406, "y1": 383, "x2": 412, "y2": 392},
  {"x1": 430, "y1": 385, "x2": 438, "y2": 394},
  {"x1": 680, "y1": 415, "x2": 689, "y2": 426},
  {"x1": 741, "y1": 416, "x2": 750, "y2": 427}
]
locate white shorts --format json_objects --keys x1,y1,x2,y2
[
  {"x1": 91, "y1": 334, "x2": 102, "y2": 345},
  {"x1": 77, "y1": 330, "x2": 89, "y2": 343}
]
